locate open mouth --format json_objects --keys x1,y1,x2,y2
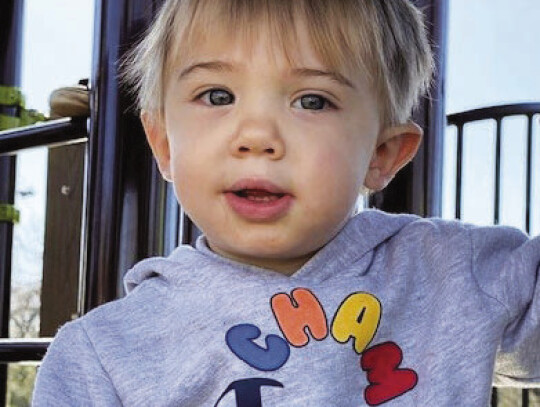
[
  {"x1": 224, "y1": 179, "x2": 293, "y2": 220},
  {"x1": 232, "y1": 189, "x2": 286, "y2": 202}
]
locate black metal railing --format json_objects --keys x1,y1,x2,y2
[
  {"x1": 0, "y1": 118, "x2": 89, "y2": 362},
  {"x1": 447, "y1": 103, "x2": 539, "y2": 233},
  {"x1": 0, "y1": 0, "x2": 168, "y2": 383},
  {"x1": 0, "y1": 118, "x2": 87, "y2": 156},
  {"x1": 446, "y1": 102, "x2": 540, "y2": 407},
  {"x1": 0, "y1": 0, "x2": 167, "y2": 377},
  {"x1": 0, "y1": 339, "x2": 49, "y2": 363}
]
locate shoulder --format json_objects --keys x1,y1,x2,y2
[
  {"x1": 354, "y1": 209, "x2": 472, "y2": 246},
  {"x1": 359, "y1": 209, "x2": 529, "y2": 247},
  {"x1": 35, "y1": 316, "x2": 123, "y2": 405},
  {"x1": 35, "y1": 319, "x2": 101, "y2": 402},
  {"x1": 383, "y1": 212, "x2": 534, "y2": 265},
  {"x1": 78, "y1": 279, "x2": 169, "y2": 336},
  {"x1": 351, "y1": 210, "x2": 527, "y2": 271},
  {"x1": 43, "y1": 318, "x2": 94, "y2": 362}
]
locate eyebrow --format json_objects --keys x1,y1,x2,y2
[
  {"x1": 177, "y1": 60, "x2": 356, "y2": 89},
  {"x1": 178, "y1": 61, "x2": 234, "y2": 81},
  {"x1": 290, "y1": 68, "x2": 356, "y2": 89}
]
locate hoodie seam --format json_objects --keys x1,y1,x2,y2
[
  {"x1": 78, "y1": 320, "x2": 121, "y2": 401},
  {"x1": 468, "y1": 226, "x2": 513, "y2": 322}
]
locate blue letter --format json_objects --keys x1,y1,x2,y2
[{"x1": 226, "y1": 324, "x2": 290, "y2": 371}]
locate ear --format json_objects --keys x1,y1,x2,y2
[
  {"x1": 364, "y1": 121, "x2": 423, "y2": 191},
  {"x1": 140, "y1": 111, "x2": 172, "y2": 182}
]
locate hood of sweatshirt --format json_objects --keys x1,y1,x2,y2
[{"x1": 123, "y1": 209, "x2": 418, "y2": 293}]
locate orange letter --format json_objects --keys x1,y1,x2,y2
[
  {"x1": 331, "y1": 292, "x2": 381, "y2": 354},
  {"x1": 271, "y1": 288, "x2": 328, "y2": 347}
]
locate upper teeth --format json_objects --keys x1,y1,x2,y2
[{"x1": 246, "y1": 195, "x2": 278, "y2": 202}]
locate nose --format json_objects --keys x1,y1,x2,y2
[{"x1": 229, "y1": 117, "x2": 285, "y2": 160}]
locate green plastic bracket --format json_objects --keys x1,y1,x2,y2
[
  {"x1": 0, "y1": 85, "x2": 46, "y2": 130},
  {"x1": 0, "y1": 114, "x2": 21, "y2": 130},
  {"x1": 0, "y1": 204, "x2": 20, "y2": 224},
  {"x1": 0, "y1": 85, "x2": 24, "y2": 107}
]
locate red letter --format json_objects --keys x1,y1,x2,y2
[{"x1": 361, "y1": 342, "x2": 418, "y2": 406}]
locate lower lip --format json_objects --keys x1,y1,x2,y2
[{"x1": 224, "y1": 192, "x2": 293, "y2": 221}]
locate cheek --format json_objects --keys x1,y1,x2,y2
[
  {"x1": 308, "y1": 146, "x2": 368, "y2": 197},
  {"x1": 294, "y1": 149, "x2": 360, "y2": 225},
  {"x1": 168, "y1": 146, "x2": 201, "y2": 206}
]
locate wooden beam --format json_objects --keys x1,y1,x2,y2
[{"x1": 40, "y1": 144, "x2": 84, "y2": 336}]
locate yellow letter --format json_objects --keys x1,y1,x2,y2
[{"x1": 331, "y1": 293, "x2": 381, "y2": 354}]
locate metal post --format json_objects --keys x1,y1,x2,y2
[
  {"x1": 494, "y1": 118, "x2": 502, "y2": 225},
  {"x1": 0, "y1": 0, "x2": 24, "y2": 403},
  {"x1": 370, "y1": 0, "x2": 447, "y2": 217},
  {"x1": 82, "y1": 0, "x2": 166, "y2": 313}
]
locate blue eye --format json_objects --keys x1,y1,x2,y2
[
  {"x1": 293, "y1": 94, "x2": 333, "y2": 111},
  {"x1": 199, "y1": 89, "x2": 235, "y2": 106}
]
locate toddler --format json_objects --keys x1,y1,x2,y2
[{"x1": 33, "y1": 0, "x2": 540, "y2": 406}]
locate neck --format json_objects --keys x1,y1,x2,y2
[{"x1": 208, "y1": 244, "x2": 316, "y2": 276}]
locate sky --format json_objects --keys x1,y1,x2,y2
[
  {"x1": 9, "y1": 0, "x2": 540, "y2": 290},
  {"x1": 11, "y1": 0, "x2": 94, "y2": 288},
  {"x1": 442, "y1": 0, "x2": 540, "y2": 234}
]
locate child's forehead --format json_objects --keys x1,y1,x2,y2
[
  {"x1": 170, "y1": 28, "x2": 327, "y2": 76},
  {"x1": 165, "y1": 2, "x2": 371, "y2": 84}
]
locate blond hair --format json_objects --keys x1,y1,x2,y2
[{"x1": 121, "y1": 0, "x2": 433, "y2": 127}]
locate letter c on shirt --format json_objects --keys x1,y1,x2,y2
[
  {"x1": 226, "y1": 324, "x2": 290, "y2": 371},
  {"x1": 331, "y1": 292, "x2": 381, "y2": 354}
]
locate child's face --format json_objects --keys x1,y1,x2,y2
[{"x1": 143, "y1": 21, "x2": 421, "y2": 274}]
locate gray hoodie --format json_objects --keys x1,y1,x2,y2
[{"x1": 33, "y1": 210, "x2": 540, "y2": 406}]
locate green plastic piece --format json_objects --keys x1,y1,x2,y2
[
  {"x1": 0, "y1": 114, "x2": 21, "y2": 130},
  {"x1": 0, "y1": 204, "x2": 20, "y2": 224},
  {"x1": 0, "y1": 85, "x2": 46, "y2": 130},
  {"x1": 0, "y1": 85, "x2": 24, "y2": 107}
]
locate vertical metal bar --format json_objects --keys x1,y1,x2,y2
[
  {"x1": 180, "y1": 211, "x2": 191, "y2": 246},
  {"x1": 370, "y1": 0, "x2": 448, "y2": 216},
  {"x1": 0, "y1": 158, "x2": 15, "y2": 406},
  {"x1": 491, "y1": 388, "x2": 498, "y2": 406},
  {"x1": 416, "y1": 0, "x2": 448, "y2": 218},
  {"x1": 522, "y1": 389, "x2": 529, "y2": 407},
  {"x1": 83, "y1": 0, "x2": 161, "y2": 311},
  {"x1": 455, "y1": 123, "x2": 464, "y2": 219},
  {"x1": 146, "y1": 162, "x2": 167, "y2": 257},
  {"x1": 0, "y1": 0, "x2": 23, "y2": 404},
  {"x1": 525, "y1": 114, "x2": 533, "y2": 234},
  {"x1": 163, "y1": 182, "x2": 179, "y2": 255},
  {"x1": 494, "y1": 118, "x2": 502, "y2": 225},
  {"x1": 174, "y1": 204, "x2": 181, "y2": 249},
  {"x1": 83, "y1": 0, "x2": 119, "y2": 313},
  {"x1": 179, "y1": 211, "x2": 201, "y2": 247}
]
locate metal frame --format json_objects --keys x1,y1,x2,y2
[
  {"x1": 0, "y1": 118, "x2": 87, "y2": 156},
  {"x1": 447, "y1": 103, "x2": 539, "y2": 233},
  {"x1": 0, "y1": 1, "x2": 24, "y2": 404},
  {"x1": 83, "y1": 0, "x2": 166, "y2": 313},
  {"x1": 0, "y1": 0, "x2": 168, "y2": 370},
  {"x1": 0, "y1": 339, "x2": 49, "y2": 363}
]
